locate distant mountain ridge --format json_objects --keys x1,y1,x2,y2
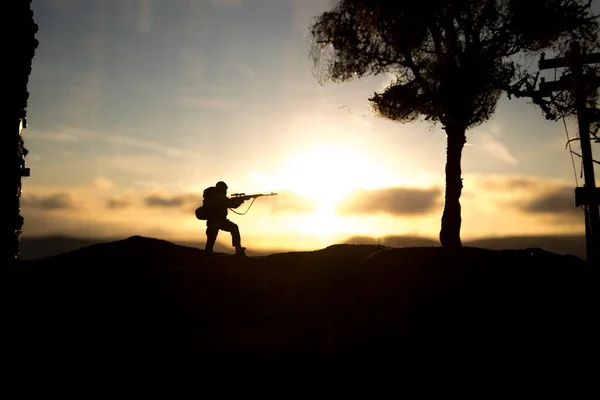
[{"x1": 18, "y1": 233, "x2": 587, "y2": 260}]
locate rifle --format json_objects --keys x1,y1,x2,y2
[
  {"x1": 229, "y1": 192, "x2": 277, "y2": 215},
  {"x1": 230, "y1": 192, "x2": 277, "y2": 201}
]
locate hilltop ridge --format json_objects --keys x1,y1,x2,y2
[{"x1": 19, "y1": 232, "x2": 587, "y2": 260}]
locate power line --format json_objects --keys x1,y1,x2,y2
[{"x1": 561, "y1": 113, "x2": 580, "y2": 187}]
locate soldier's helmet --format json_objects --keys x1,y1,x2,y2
[{"x1": 216, "y1": 181, "x2": 228, "y2": 191}]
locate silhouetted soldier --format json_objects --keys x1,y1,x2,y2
[{"x1": 203, "y1": 181, "x2": 247, "y2": 256}]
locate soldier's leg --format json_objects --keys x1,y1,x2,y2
[
  {"x1": 219, "y1": 219, "x2": 242, "y2": 249},
  {"x1": 205, "y1": 222, "x2": 219, "y2": 254}
]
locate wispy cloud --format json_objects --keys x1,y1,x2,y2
[
  {"x1": 28, "y1": 128, "x2": 184, "y2": 157},
  {"x1": 21, "y1": 192, "x2": 76, "y2": 211},
  {"x1": 107, "y1": 197, "x2": 131, "y2": 210},
  {"x1": 520, "y1": 186, "x2": 580, "y2": 216},
  {"x1": 336, "y1": 186, "x2": 442, "y2": 216},
  {"x1": 144, "y1": 192, "x2": 202, "y2": 208},
  {"x1": 473, "y1": 174, "x2": 542, "y2": 192},
  {"x1": 469, "y1": 174, "x2": 581, "y2": 222},
  {"x1": 471, "y1": 133, "x2": 518, "y2": 165},
  {"x1": 101, "y1": 133, "x2": 184, "y2": 156}
]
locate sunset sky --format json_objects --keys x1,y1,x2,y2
[{"x1": 23, "y1": 0, "x2": 599, "y2": 251}]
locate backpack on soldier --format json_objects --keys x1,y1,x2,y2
[{"x1": 195, "y1": 186, "x2": 216, "y2": 220}]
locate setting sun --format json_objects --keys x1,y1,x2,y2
[
  {"x1": 275, "y1": 145, "x2": 394, "y2": 204},
  {"x1": 266, "y1": 144, "x2": 398, "y2": 238}
]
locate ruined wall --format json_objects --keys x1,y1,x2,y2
[{"x1": 5, "y1": 1, "x2": 38, "y2": 263}]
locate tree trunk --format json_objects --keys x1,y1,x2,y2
[{"x1": 439, "y1": 125, "x2": 467, "y2": 247}]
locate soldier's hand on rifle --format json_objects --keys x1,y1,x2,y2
[{"x1": 229, "y1": 197, "x2": 245, "y2": 209}]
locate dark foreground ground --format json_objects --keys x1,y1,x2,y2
[{"x1": 6, "y1": 236, "x2": 597, "y2": 388}]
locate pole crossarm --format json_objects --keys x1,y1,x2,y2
[{"x1": 539, "y1": 52, "x2": 600, "y2": 70}]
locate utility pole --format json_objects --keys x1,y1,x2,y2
[
  {"x1": 4, "y1": 1, "x2": 38, "y2": 265},
  {"x1": 539, "y1": 42, "x2": 600, "y2": 266}
]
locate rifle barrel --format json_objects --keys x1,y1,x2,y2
[{"x1": 232, "y1": 192, "x2": 277, "y2": 199}]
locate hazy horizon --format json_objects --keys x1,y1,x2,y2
[{"x1": 22, "y1": 0, "x2": 598, "y2": 250}]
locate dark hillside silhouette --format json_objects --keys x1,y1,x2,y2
[
  {"x1": 30, "y1": 235, "x2": 218, "y2": 273},
  {"x1": 7, "y1": 235, "x2": 596, "y2": 382},
  {"x1": 19, "y1": 233, "x2": 587, "y2": 259},
  {"x1": 344, "y1": 234, "x2": 588, "y2": 259},
  {"x1": 309, "y1": 0, "x2": 599, "y2": 247}
]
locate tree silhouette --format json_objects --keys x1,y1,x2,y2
[{"x1": 309, "y1": 0, "x2": 599, "y2": 247}]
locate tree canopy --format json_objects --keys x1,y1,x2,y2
[{"x1": 309, "y1": 0, "x2": 599, "y2": 130}]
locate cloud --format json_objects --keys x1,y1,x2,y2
[
  {"x1": 21, "y1": 192, "x2": 76, "y2": 210},
  {"x1": 519, "y1": 186, "x2": 580, "y2": 216},
  {"x1": 210, "y1": 0, "x2": 243, "y2": 7},
  {"x1": 471, "y1": 174, "x2": 574, "y2": 199},
  {"x1": 27, "y1": 130, "x2": 81, "y2": 142},
  {"x1": 475, "y1": 175, "x2": 537, "y2": 191},
  {"x1": 336, "y1": 187, "x2": 442, "y2": 216},
  {"x1": 468, "y1": 174, "x2": 582, "y2": 222},
  {"x1": 107, "y1": 198, "x2": 131, "y2": 210},
  {"x1": 28, "y1": 128, "x2": 184, "y2": 157},
  {"x1": 143, "y1": 193, "x2": 202, "y2": 209},
  {"x1": 100, "y1": 133, "x2": 184, "y2": 156},
  {"x1": 471, "y1": 133, "x2": 518, "y2": 165}
]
